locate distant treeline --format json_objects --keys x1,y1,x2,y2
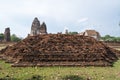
[
  {"x1": 0, "y1": 33, "x2": 22, "y2": 42},
  {"x1": 101, "y1": 35, "x2": 120, "y2": 42},
  {"x1": 1, "y1": 32, "x2": 120, "y2": 42}
]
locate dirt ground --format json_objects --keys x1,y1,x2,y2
[{"x1": 0, "y1": 42, "x2": 15, "y2": 50}]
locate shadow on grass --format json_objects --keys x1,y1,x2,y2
[
  {"x1": 62, "y1": 75, "x2": 85, "y2": 80},
  {"x1": 0, "y1": 75, "x2": 17, "y2": 80},
  {"x1": 26, "y1": 75, "x2": 43, "y2": 80}
]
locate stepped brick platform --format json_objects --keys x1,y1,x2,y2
[{"x1": 0, "y1": 34, "x2": 119, "y2": 67}]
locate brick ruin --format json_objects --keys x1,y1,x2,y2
[
  {"x1": 30, "y1": 17, "x2": 47, "y2": 36},
  {"x1": 0, "y1": 17, "x2": 120, "y2": 67},
  {"x1": 4, "y1": 27, "x2": 11, "y2": 42},
  {"x1": 0, "y1": 34, "x2": 119, "y2": 67}
]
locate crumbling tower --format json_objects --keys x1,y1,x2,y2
[
  {"x1": 30, "y1": 17, "x2": 47, "y2": 36},
  {"x1": 4, "y1": 27, "x2": 11, "y2": 42},
  {"x1": 30, "y1": 17, "x2": 40, "y2": 36},
  {"x1": 40, "y1": 22, "x2": 47, "y2": 34}
]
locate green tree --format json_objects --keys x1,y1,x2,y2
[
  {"x1": 0, "y1": 33, "x2": 4, "y2": 41},
  {"x1": 101, "y1": 35, "x2": 120, "y2": 42},
  {"x1": 68, "y1": 32, "x2": 78, "y2": 35},
  {"x1": 115, "y1": 37, "x2": 120, "y2": 42},
  {"x1": 11, "y1": 34, "x2": 22, "y2": 42}
]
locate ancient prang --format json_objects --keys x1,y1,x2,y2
[
  {"x1": 4, "y1": 27, "x2": 11, "y2": 42},
  {"x1": 40, "y1": 22, "x2": 47, "y2": 34},
  {"x1": 30, "y1": 17, "x2": 47, "y2": 36}
]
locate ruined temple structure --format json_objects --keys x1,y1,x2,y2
[
  {"x1": 0, "y1": 18, "x2": 120, "y2": 67},
  {"x1": 30, "y1": 17, "x2": 47, "y2": 36},
  {"x1": 0, "y1": 34, "x2": 120, "y2": 67},
  {"x1": 4, "y1": 27, "x2": 11, "y2": 42},
  {"x1": 40, "y1": 22, "x2": 47, "y2": 34},
  {"x1": 79, "y1": 30, "x2": 101, "y2": 41},
  {"x1": 30, "y1": 17, "x2": 40, "y2": 36}
]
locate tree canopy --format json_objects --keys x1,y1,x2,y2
[
  {"x1": 11, "y1": 34, "x2": 22, "y2": 42},
  {"x1": 101, "y1": 35, "x2": 120, "y2": 42},
  {"x1": 68, "y1": 32, "x2": 78, "y2": 35},
  {"x1": 0, "y1": 33, "x2": 4, "y2": 40}
]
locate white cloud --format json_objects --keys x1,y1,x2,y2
[
  {"x1": 0, "y1": 0, "x2": 84, "y2": 23},
  {"x1": 77, "y1": 18, "x2": 88, "y2": 23},
  {"x1": 0, "y1": 0, "x2": 120, "y2": 37}
]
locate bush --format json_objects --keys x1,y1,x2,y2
[
  {"x1": 101, "y1": 35, "x2": 120, "y2": 42},
  {"x1": 0, "y1": 33, "x2": 4, "y2": 41},
  {"x1": 68, "y1": 32, "x2": 78, "y2": 35},
  {"x1": 11, "y1": 34, "x2": 22, "y2": 42}
]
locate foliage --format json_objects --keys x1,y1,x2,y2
[
  {"x1": 101, "y1": 35, "x2": 120, "y2": 42},
  {"x1": 0, "y1": 33, "x2": 4, "y2": 41},
  {"x1": 11, "y1": 34, "x2": 22, "y2": 42},
  {"x1": 0, "y1": 33, "x2": 22, "y2": 42},
  {"x1": 68, "y1": 32, "x2": 78, "y2": 35}
]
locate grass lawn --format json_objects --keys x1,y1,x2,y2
[{"x1": 0, "y1": 60, "x2": 120, "y2": 80}]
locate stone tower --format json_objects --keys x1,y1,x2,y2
[
  {"x1": 30, "y1": 17, "x2": 47, "y2": 36},
  {"x1": 65, "y1": 29, "x2": 68, "y2": 34},
  {"x1": 40, "y1": 22, "x2": 47, "y2": 34},
  {"x1": 30, "y1": 17, "x2": 40, "y2": 36},
  {"x1": 4, "y1": 27, "x2": 11, "y2": 42}
]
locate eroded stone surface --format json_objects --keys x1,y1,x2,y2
[
  {"x1": 0, "y1": 34, "x2": 119, "y2": 67},
  {"x1": 4, "y1": 27, "x2": 11, "y2": 42},
  {"x1": 30, "y1": 17, "x2": 47, "y2": 36}
]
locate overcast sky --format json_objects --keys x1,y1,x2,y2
[{"x1": 0, "y1": 0, "x2": 120, "y2": 38}]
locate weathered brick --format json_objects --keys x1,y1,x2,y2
[{"x1": 0, "y1": 34, "x2": 119, "y2": 67}]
